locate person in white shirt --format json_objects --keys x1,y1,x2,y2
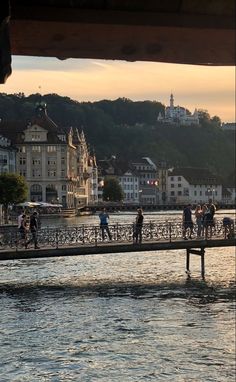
[{"x1": 17, "y1": 210, "x2": 25, "y2": 228}]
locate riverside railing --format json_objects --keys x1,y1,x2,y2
[{"x1": 0, "y1": 219, "x2": 235, "y2": 251}]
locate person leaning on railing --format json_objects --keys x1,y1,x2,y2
[{"x1": 222, "y1": 217, "x2": 234, "y2": 239}]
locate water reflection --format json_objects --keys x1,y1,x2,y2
[
  {"x1": 40, "y1": 209, "x2": 235, "y2": 228},
  {"x1": 0, "y1": 211, "x2": 235, "y2": 381}
]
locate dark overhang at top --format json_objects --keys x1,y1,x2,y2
[{"x1": 0, "y1": 0, "x2": 235, "y2": 83}]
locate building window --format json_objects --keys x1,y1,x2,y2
[
  {"x1": 183, "y1": 188, "x2": 189, "y2": 196},
  {"x1": 171, "y1": 176, "x2": 174, "y2": 181},
  {"x1": 48, "y1": 170, "x2": 56, "y2": 177},
  {"x1": 47, "y1": 146, "x2": 56, "y2": 152},
  {"x1": 32, "y1": 146, "x2": 41, "y2": 152},
  {"x1": 178, "y1": 184, "x2": 181, "y2": 187},
  {"x1": 194, "y1": 190, "x2": 197, "y2": 196},
  {"x1": 32, "y1": 169, "x2": 41, "y2": 177},
  {"x1": 171, "y1": 191, "x2": 175, "y2": 196},
  {"x1": 171, "y1": 184, "x2": 174, "y2": 188},
  {"x1": 19, "y1": 157, "x2": 26, "y2": 165},
  {"x1": 31, "y1": 134, "x2": 41, "y2": 141},
  {"x1": 19, "y1": 146, "x2": 26, "y2": 153},
  {"x1": 48, "y1": 157, "x2": 57, "y2": 165},
  {"x1": 178, "y1": 191, "x2": 182, "y2": 196},
  {"x1": 62, "y1": 185, "x2": 66, "y2": 191},
  {"x1": 200, "y1": 191, "x2": 202, "y2": 196},
  {"x1": 178, "y1": 176, "x2": 181, "y2": 181},
  {"x1": 32, "y1": 159, "x2": 41, "y2": 165}
]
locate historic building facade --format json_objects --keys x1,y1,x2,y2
[
  {"x1": 0, "y1": 134, "x2": 17, "y2": 174},
  {"x1": 118, "y1": 170, "x2": 140, "y2": 204},
  {"x1": 2, "y1": 102, "x2": 97, "y2": 209},
  {"x1": 131, "y1": 157, "x2": 160, "y2": 204}
]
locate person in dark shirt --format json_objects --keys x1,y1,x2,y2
[
  {"x1": 26, "y1": 211, "x2": 40, "y2": 249},
  {"x1": 205, "y1": 199, "x2": 216, "y2": 238},
  {"x1": 223, "y1": 217, "x2": 234, "y2": 239},
  {"x1": 133, "y1": 208, "x2": 144, "y2": 244},
  {"x1": 182, "y1": 204, "x2": 193, "y2": 240}
]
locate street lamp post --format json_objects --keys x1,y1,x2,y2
[{"x1": 207, "y1": 187, "x2": 215, "y2": 203}]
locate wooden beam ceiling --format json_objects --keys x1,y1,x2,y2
[{"x1": 0, "y1": 0, "x2": 235, "y2": 83}]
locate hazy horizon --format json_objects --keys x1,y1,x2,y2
[{"x1": 0, "y1": 56, "x2": 235, "y2": 123}]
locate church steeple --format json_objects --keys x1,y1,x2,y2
[{"x1": 170, "y1": 93, "x2": 174, "y2": 109}]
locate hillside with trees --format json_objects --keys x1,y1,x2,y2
[{"x1": 0, "y1": 92, "x2": 234, "y2": 179}]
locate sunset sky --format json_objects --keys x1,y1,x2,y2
[{"x1": 1, "y1": 56, "x2": 235, "y2": 122}]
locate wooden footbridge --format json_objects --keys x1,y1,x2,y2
[{"x1": 0, "y1": 220, "x2": 235, "y2": 278}]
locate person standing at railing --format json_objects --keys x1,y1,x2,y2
[
  {"x1": 133, "y1": 208, "x2": 144, "y2": 244},
  {"x1": 99, "y1": 208, "x2": 112, "y2": 241},
  {"x1": 18, "y1": 214, "x2": 28, "y2": 248},
  {"x1": 204, "y1": 199, "x2": 216, "y2": 239},
  {"x1": 25, "y1": 211, "x2": 40, "y2": 249},
  {"x1": 17, "y1": 209, "x2": 25, "y2": 229},
  {"x1": 195, "y1": 204, "x2": 203, "y2": 238},
  {"x1": 182, "y1": 204, "x2": 193, "y2": 240}
]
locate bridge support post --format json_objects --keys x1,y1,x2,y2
[
  {"x1": 200, "y1": 248, "x2": 205, "y2": 279},
  {"x1": 186, "y1": 248, "x2": 190, "y2": 275},
  {"x1": 186, "y1": 247, "x2": 205, "y2": 279}
]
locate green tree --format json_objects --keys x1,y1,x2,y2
[
  {"x1": 103, "y1": 177, "x2": 124, "y2": 202},
  {"x1": 0, "y1": 173, "x2": 28, "y2": 223},
  {"x1": 211, "y1": 115, "x2": 221, "y2": 128}
]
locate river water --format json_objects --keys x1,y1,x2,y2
[{"x1": 0, "y1": 211, "x2": 235, "y2": 381}]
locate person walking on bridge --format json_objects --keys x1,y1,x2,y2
[{"x1": 99, "y1": 208, "x2": 112, "y2": 241}]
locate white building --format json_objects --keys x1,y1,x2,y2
[
  {"x1": 131, "y1": 157, "x2": 160, "y2": 204},
  {"x1": 0, "y1": 134, "x2": 17, "y2": 174},
  {"x1": 157, "y1": 94, "x2": 199, "y2": 126},
  {"x1": 168, "y1": 167, "x2": 222, "y2": 204},
  {"x1": 118, "y1": 170, "x2": 140, "y2": 204},
  {"x1": 221, "y1": 122, "x2": 236, "y2": 131},
  {"x1": 222, "y1": 171, "x2": 236, "y2": 204}
]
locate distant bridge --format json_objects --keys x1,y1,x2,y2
[
  {"x1": 84, "y1": 204, "x2": 236, "y2": 213},
  {"x1": 0, "y1": 220, "x2": 235, "y2": 278}
]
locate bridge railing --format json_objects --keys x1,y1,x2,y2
[{"x1": 0, "y1": 219, "x2": 235, "y2": 251}]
